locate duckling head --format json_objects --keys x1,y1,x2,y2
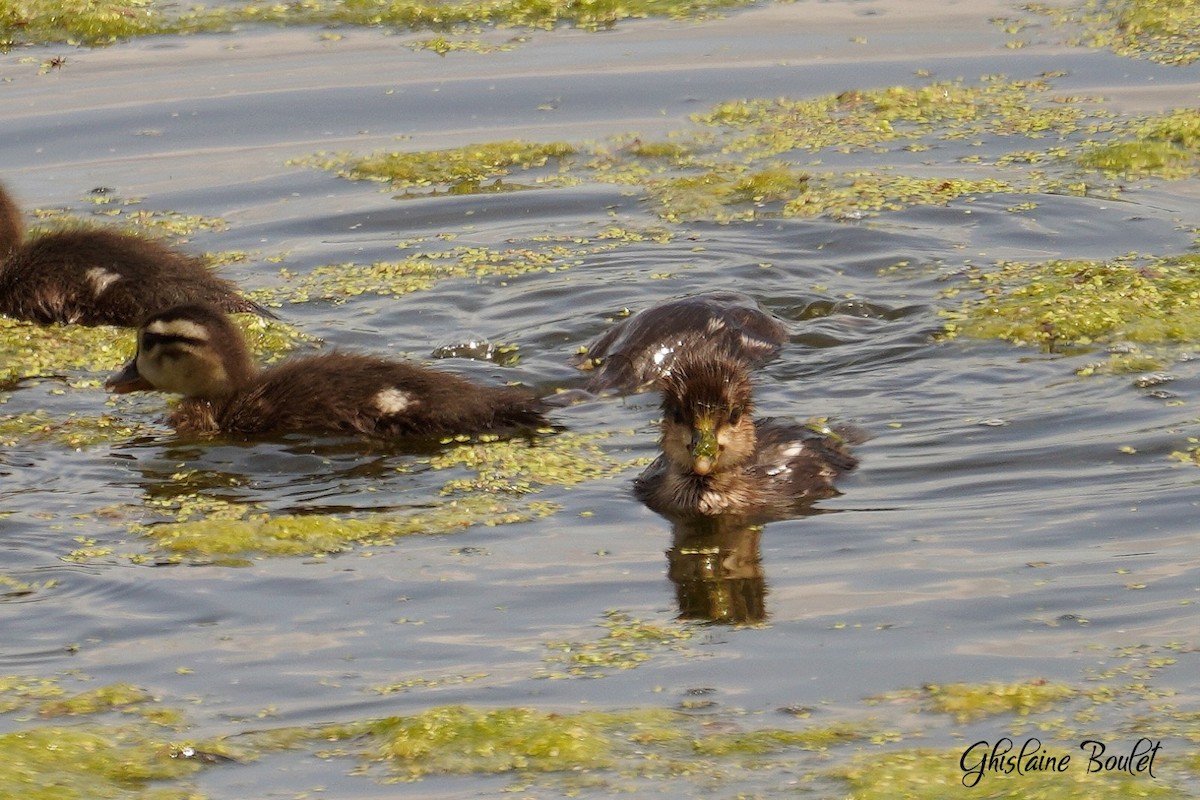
[
  {"x1": 107, "y1": 304, "x2": 254, "y2": 401},
  {"x1": 659, "y1": 351, "x2": 757, "y2": 477}
]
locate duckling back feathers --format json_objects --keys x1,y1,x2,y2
[
  {"x1": 113, "y1": 304, "x2": 548, "y2": 439},
  {"x1": 576, "y1": 291, "x2": 788, "y2": 394},
  {"x1": 201, "y1": 351, "x2": 548, "y2": 438},
  {"x1": 0, "y1": 183, "x2": 271, "y2": 325}
]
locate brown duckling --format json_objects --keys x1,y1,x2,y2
[
  {"x1": 106, "y1": 304, "x2": 549, "y2": 438},
  {"x1": 573, "y1": 291, "x2": 788, "y2": 394},
  {"x1": 634, "y1": 348, "x2": 858, "y2": 519},
  {"x1": 0, "y1": 182, "x2": 270, "y2": 325}
]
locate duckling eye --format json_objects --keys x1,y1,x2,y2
[
  {"x1": 728, "y1": 406, "x2": 743, "y2": 426},
  {"x1": 672, "y1": 407, "x2": 686, "y2": 425}
]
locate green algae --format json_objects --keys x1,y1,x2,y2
[
  {"x1": 361, "y1": 705, "x2": 617, "y2": 777},
  {"x1": 1169, "y1": 436, "x2": 1200, "y2": 467},
  {"x1": 295, "y1": 140, "x2": 576, "y2": 191},
  {"x1": 293, "y1": 75, "x2": 1128, "y2": 228},
  {"x1": 830, "y1": 746, "x2": 1179, "y2": 800},
  {"x1": 1029, "y1": 0, "x2": 1200, "y2": 65},
  {"x1": 406, "y1": 35, "x2": 519, "y2": 55},
  {"x1": 0, "y1": 675, "x2": 213, "y2": 800},
  {"x1": 261, "y1": 228, "x2": 672, "y2": 304},
  {"x1": 0, "y1": 573, "x2": 58, "y2": 600},
  {"x1": 1077, "y1": 140, "x2": 1193, "y2": 178},
  {"x1": 0, "y1": 674, "x2": 68, "y2": 714},
  {"x1": 879, "y1": 680, "x2": 1080, "y2": 724},
  {"x1": 69, "y1": 429, "x2": 630, "y2": 563},
  {"x1": 694, "y1": 78, "x2": 1104, "y2": 157},
  {"x1": 135, "y1": 495, "x2": 557, "y2": 560},
  {"x1": 1, "y1": 642, "x2": 1196, "y2": 795},
  {"x1": 1074, "y1": 108, "x2": 1200, "y2": 179},
  {"x1": 37, "y1": 683, "x2": 155, "y2": 718},
  {"x1": 311, "y1": 703, "x2": 881, "y2": 782},
  {"x1": 0, "y1": 725, "x2": 204, "y2": 800},
  {"x1": 689, "y1": 722, "x2": 871, "y2": 755},
  {"x1": 941, "y1": 255, "x2": 1200, "y2": 359},
  {"x1": 0, "y1": 0, "x2": 756, "y2": 49},
  {"x1": 538, "y1": 609, "x2": 695, "y2": 678},
  {"x1": 32, "y1": 201, "x2": 228, "y2": 242},
  {"x1": 0, "y1": 410, "x2": 159, "y2": 448},
  {"x1": 427, "y1": 431, "x2": 630, "y2": 495}
]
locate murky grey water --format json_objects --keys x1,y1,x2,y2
[{"x1": 3, "y1": 0, "x2": 1200, "y2": 796}]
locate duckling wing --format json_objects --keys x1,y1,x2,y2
[{"x1": 751, "y1": 418, "x2": 859, "y2": 499}]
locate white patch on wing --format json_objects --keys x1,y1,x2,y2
[
  {"x1": 705, "y1": 317, "x2": 726, "y2": 334},
  {"x1": 85, "y1": 267, "x2": 121, "y2": 296},
  {"x1": 780, "y1": 442, "x2": 804, "y2": 459},
  {"x1": 374, "y1": 387, "x2": 416, "y2": 415},
  {"x1": 739, "y1": 331, "x2": 769, "y2": 352}
]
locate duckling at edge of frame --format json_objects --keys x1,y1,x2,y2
[
  {"x1": 634, "y1": 347, "x2": 859, "y2": 520},
  {"x1": 106, "y1": 304, "x2": 550, "y2": 440},
  {"x1": 0, "y1": 181, "x2": 271, "y2": 326},
  {"x1": 573, "y1": 290, "x2": 789, "y2": 395}
]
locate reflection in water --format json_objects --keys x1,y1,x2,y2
[{"x1": 666, "y1": 515, "x2": 766, "y2": 624}]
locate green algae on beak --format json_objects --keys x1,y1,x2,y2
[{"x1": 690, "y1": 419, "x2": 720, "y2": 476}]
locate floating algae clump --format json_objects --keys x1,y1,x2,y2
[
  {"x1": 539, "y1": 610, "x2": 695, "y2": 678},
  {"x1": 1075, "y1": 107, "x2": 1200, "y2": 179},
  {"x1": 138, "y1": 495, "x2": 557, "y2": 560},
  {"x1": 1, "y1": 0, "x2": 760, "y2": 49},
  {"x1": 361, "y1": 705, "x2": 617, "y2": 777},
  {"x1": 1030, "y1": 0, "x2": 1200, "y2": 65},
  {"x1": 912, "y1": 679, "x2": 1078, "y2": 724},
  {"x1": 0, "y1": 411, "x2": 157, "y2": 449},
  {"x1": 829, "y1": 745, "x2": 1178, "y2": 800},
  {"x1": 0, "y1": 676, "x2": 210, "y2": 800},
  {"x1": 323, "y1": 703, "x2": 877, "y2": 780},
  {"x1": 943, "y1": 255, "x2": 1200, "y2": 351},
  {"x1": 0, "y1": 725, "x2": 203, "y2": 799},
  {"x1": 295, "y1": 76, "x2": 1119, "y2": 225},
  {"x1": 428, "y1": 431, "x2": 630, "y2": 495},
  {"x1": 292, "y1": 140, "x2": 577, "y2": 193}
]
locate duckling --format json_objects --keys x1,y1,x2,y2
[
  {"x1": 106, "y1": 304, "x2": 549, "y2": 439},
  {"x1": 634, "y1": 348, "x2": 858, "y2": 519},
  {"x1": 573, "y1": 291, "x2": 788, "y2": 394},
  {"x1": 0, "y1": 182, "x2": 270, "y2": 326}
]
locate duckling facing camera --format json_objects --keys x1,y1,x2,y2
[
  {"x1": 634, "y1": 348, "x2": 859, "y2": 519},
  {"x1": 107, "y1": 304, "x2": 549, "y2": 439},
  {"x1": 574, "y1": 291, "x2": 788, "y2": 394},
  {"x1": 0, "y1": 183, "x2": 270, "y2": 326}
]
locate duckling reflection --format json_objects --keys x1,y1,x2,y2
[
  {"x1": 573, "y1": 291, "x2": 787, "y2": 394},
  {"x1": 667, "y1": 515, "x2": 766, "y2": 624},
  {"x1": 106, "y1": 304, "x2": 549, "y2": 439},
  {"x1": 0, "y1": 182, "x2": 270, "y2": 325},
  {"x1": 635, "y1": 347, "x2": 859, "y2": 521}
]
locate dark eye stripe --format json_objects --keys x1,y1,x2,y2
[{"x1": 142, "y1": 330, "x2": 202, "y2": 350}]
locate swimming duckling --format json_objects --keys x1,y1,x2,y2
[
  {"x1": 106, "y1": 304, "x2": 549, "y2": 438},
  {"x1": 634, "y1": 348, "x2": 858, "y2": 519},
  {"x1": 573, "y1": 291, "x2": 788, "y2": 394},
  {"x1": 0, "y1": 182, "x2": 270, "y2": 325}
]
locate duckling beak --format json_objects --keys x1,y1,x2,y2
[
  {"x1": 690, "y1": 420, "x2": 720, "y2": 476},
  {"x1": 106, "y1": 358, "x2": 152, "y2": 394}
]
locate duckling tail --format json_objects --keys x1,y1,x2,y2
[{"x1": 485, "y1": 386, "x2": 551, "y2": 431}]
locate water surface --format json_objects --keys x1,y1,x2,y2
[{"x1": 2, "y1": 0, "x2": 1200, "y2": 796}]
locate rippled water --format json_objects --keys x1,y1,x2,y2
[{"x1": 3, "y1": 1, "x2": 1200, "y2": 796}]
